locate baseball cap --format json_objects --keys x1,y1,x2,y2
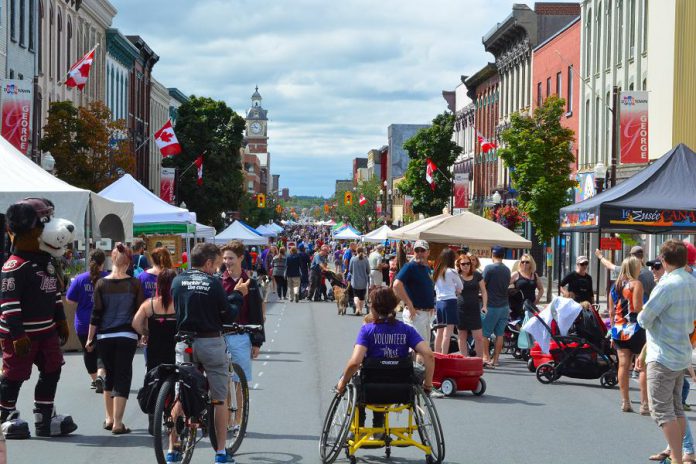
[
  {"x1": 576, "y1": 255, "x2": 589, "y2": 264},
  {"x1": 646, "y1": 259, "x2": 662, "y2": 270},
  {"x1": 630, "y1": 245, "x2": 644, "y2": 255},
  {"x1": 491, "y1": 245, "x2": 505, "y2": 257},
  {"x1": 413, "y1": 240, "x2": 429, "y2": 251}
]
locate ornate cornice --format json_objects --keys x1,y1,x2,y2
[
  {"x1": 496, "y1": 37, "x2": 531, "y2": 73},
  {"x1": 106, "y1": 28, "x2": 139, "y2": 68}
]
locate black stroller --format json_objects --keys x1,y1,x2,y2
[{"x1": 525, "y1": 300, "x2": 618, "y2": 388}]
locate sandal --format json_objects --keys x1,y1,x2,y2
[
  {"x1": 621, "y1": 401, "x2": 634, "y2": 413},
  {"x1": 102, "y1": 421, "x2": 113, "y2": 431},
  {"x1": 111, "y1": 425, "x2": 131, "y2": 435},
  {"x1": 640, "y1": 402, "x2": 651, "y2": 415},
  {"x1": 648, "y1": 450, "x2": 670, "y2": 461},
  {"x1": 483, "y1": 361, "x2": 495, "y2": 369}
]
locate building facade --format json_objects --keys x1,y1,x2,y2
[
  {"x1": 167, "y1": 87, "x2": 187, "y2": 124},
  {"x1": 446, "y1": 81, "x2": 475, "y2": 213},
  {"x1": 271, "y1": 173, "x2": 279, "y2": 194},
  {"x1": 243, "y1": 153, "x2": 260, "y2": 194},
  {"x1": 484, "y1": 2, "x2": 580, "y2": 194},
  {"x1": 578, "y1": 0, "x2": 648, "y2": 175},
  {"x1": 532, "y1": 16, "x2": 581, "y2": 166},
  {"x1": 352, "y1": 157, "x2": 367, "y2": 185},
  {"x1": 148, "y1": 76, "x2": 168, "y2": 194},
  {"x1": 7, "y1": 0, "x2": 38, "y2": 82},
  {"x1": 105, "y1": 27, "x2": 137, "y2": 122},
  {"x1": 243, "y1": 86, "x2": 269, "y2": 194}
]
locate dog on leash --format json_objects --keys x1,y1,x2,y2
[
  {"x1": 333, "y1": 286, "x2": 349, "y2": 315},
  {"x1": 257, "y1": 274, "x2": 271, "y2": 302}
]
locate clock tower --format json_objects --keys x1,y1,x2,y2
[{"x1": 244, "y1": 86, "x2": 270, "y2": 194}]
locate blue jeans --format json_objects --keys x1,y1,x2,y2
[
  {"x1": 684, "y1": 419, "x2": 694, "y2": 455},
  {"x1": 225, "y1": 334, "x2": 252, "y2": 383},
  {"x1": 683, "y1": 377, "x2": 691, "y2": 404}
]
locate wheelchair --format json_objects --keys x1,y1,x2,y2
[{"x1": 319, "y1": 357, "x2": 445, "y2": 464}]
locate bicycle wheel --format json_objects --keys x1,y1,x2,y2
[
  {"x1": 414, "y1": 388, "x2": 445, "y2": 464},
  {"x1": 153, "y1": 377, "x2": 176, "y2": 464},
  {"x1": 319, "y1": 384, "x2": 355, "y2": 464},
  {"x1": 225, "y1": 363, "x2": 250, "y2": 455}
]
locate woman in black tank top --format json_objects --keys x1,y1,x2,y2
[
  {"x1": 511, "y1": 254, "x2": 544, "y2": 313},
  {"x1": 132, "y1": 269, "x2": 177, "y2": 372}
]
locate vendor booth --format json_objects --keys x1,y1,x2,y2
[
  {"x1": 0, "y1": 136, "x2": 134, "y2": 243},
  {"x1": 213, "y1": 220, "x2": 269, "y2": 245},
  {"x1": 333, "y1": 225, "x2": 361, "y2": 240},
  {"x1": 362, "y1": 224, "x2": 393, "y2": 243}
]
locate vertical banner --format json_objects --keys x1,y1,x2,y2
[
  {"x1": 619, "y1": 91, "x2": 649, "y2": 164},
  {"x1": 453, "y1": 172, "x2": 470, "y2": 210},
  {"x1": 1, "y1": 80, "x2": 33, "y2": 155},
  {"x1": 160, "y1": 167, "x2": 176, "y2": 204}
]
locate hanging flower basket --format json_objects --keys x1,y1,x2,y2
[{"x1": 494, "y1": 205, "x2": 526, "y2": 230}]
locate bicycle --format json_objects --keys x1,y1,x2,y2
[{"x1": 221, "y1": 323, "x2": 263, "y2": 455}]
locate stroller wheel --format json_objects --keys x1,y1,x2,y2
[
  {"x1": 440, "y1": 378, "x2": 456, "y2": 396},
  {"x1": 600, "y1": 371, "x2": 618, "y2": 389},
  {"x1": 472, "y1": 378, "x2": 486, "y2": 396},
  {"x1": 512, "y1": 349, "x2": 523, "y2": 360},
  {"x1": 527, "y1": 358, "x2": 536, "y2": 373},
  {"x1": 536, "y1": 363, "x2": 557, "y2": 384}
]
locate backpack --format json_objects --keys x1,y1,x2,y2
[
  {"x1": 137, "y1": 364, "x2": 177, "y2": 414},
  {"x1": 178, "y1": 364, "x2": 209, "y2": 417}
]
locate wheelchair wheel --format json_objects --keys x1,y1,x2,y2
[
  {"x1": 319, "y1": 385, "x2": 356, "y2": 464},
  {"x1": 414, "y1": 388, "x2": 445, "y2": 464},
  {"x1": 536, "y1": 363, "x2": 557, "y2": 384}
]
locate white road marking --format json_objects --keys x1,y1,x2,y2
[
  {"x1": 263, "y1": 361, "x2": 268, "y2": 366},
  {"x1": 265, "y1": 355, "x2": 270, "y2": 359},
  {"x1": 258, "y1": 371, "x2": 264, "y2": 377},
  {"x1": 271, "y1": 339, "x2": 275, "y2": 343},
  {"x1": 253, "y1": 383, "x2": 259, "y2": 390}
]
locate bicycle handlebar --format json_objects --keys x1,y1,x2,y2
[{"x1": 222, "y1": 323, "x2": 264, "y2": 335}]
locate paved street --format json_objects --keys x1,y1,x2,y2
[{"x1": 7, "y1": 298, "x2": 684, "y2": 463}]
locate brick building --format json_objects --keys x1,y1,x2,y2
[{"x1": 243, "y1": 153, "x2": 260, "y2": 194}]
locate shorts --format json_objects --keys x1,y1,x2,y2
[
  {"x1": 353, "y1": 288, "x2": 367, "y2": 301},
  {"x1": 647, "y1": 361, "x2": 685, "y2": 426},
  {"x1": 370, "y1": 270, "x2": 384, "y2": 287},
  {"x1": 481, "y1": 305, "x2": 509, "y2": 338},
  {"x1": 435, "y1": 299, "x2": 459, "y2": 326},
  {"x1": 613, "y1": 329, "x2": 646, "y2": 354},
  {"x1": 176, "y1": 337, "x2": 228, "y2": 403},
  {"x1": 1, "y1": 332, "x2": 64, "y2": 381},
  {"x1": 225, "y1": 333, "x2": 252, "y2": 383},
  {"x1": 403, "y1": 308, "x2": 432, "y2": 344}
]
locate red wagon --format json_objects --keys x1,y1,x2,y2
[{"x1": 432, "y1": 353, "x2": 485, "y2": 396}]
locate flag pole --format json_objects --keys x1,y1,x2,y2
[
  {"x1": 58, "y1": 43, "x2": 99, "y2": 88},
  {"x1": 179, "y1": 151, "x2": 207, "y2": 177},
  {"x1": 135, "y1": 135, "x2": 151, "y2": 153}
]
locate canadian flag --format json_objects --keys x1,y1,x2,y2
[
  {"x1": 425, "y1": 158, "x2": 437, "y2": 191},
  {"x1": 477, "y1": 131, "x2": 497, "y2": 153},
  {"x1": 359, "y1": 194, "x2": 367, "y2": 206},
  {"x1": 65, "y1": 45, "x2": 98, "y2": 91},
  {"x1": 195, "y1": 155, "x2": 203, "y2": 186},
  {"x1": 154, "y1": 120, "x2": 182, "y2": 157}
]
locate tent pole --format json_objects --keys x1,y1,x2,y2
[{"x1": 596, "y1": 228, "x2": 602, "y2": 305}]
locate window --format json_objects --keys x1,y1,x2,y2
[
  {"x1": 49, "y1": 2, "x2": 53, "y2": 79},
  {"x1": 537, "y1": 82, "x2": 542, "y2": 107},
  {"x1": 595, "y1": 2, "x2": 602, "y2": 70},
  {"x1": 67, "y1": 17, "x2": 71, "y2": 67},
  {"x1": 38, "y1": 1, "x2": 43, "y2": 71},
  {"x1": 567, "y1": 66, "x2": 574, "y2": 113},
  {"x1": 643, "y1": 78, "x2": 647, "y2": 90},
  {"x1": 56, "y1": 10, "x2": 61, "y2": 80},
  {"x1": 594, "y1": 97, "x2": 600, "y2": 156},
  {"x1": 18, "y1": 73, "x2": 23, "y2": 80},
  {"x1": 546, "y1": 77, "x2": 551, "y2": 97},
  {"x1": 556, "y1": 72, "x2": 562, "y2": 96},
  {"x1": 28, "y1": 0, "x2": 34, "y2": 51},
  {"x1": 584, "y1": 99, "x2": 591, "y2": 160},
  {"x1": 9, "y1": 70, "x2": 14, "y2": 79},
  {"x1": 617, "y1": 2, "x2": 623, "y2": 62},
  {"x1": 10, "y1": 0, "x2": 16, "y2": 41},
  {"x1": 643, "y1": 0, "x2": 648, "y2": 51},
  {"x1": 19, "y1": 0, "x2": 25, "y2": 46},
  {"x1": 629, "y1": 0, "x2": 636, "y2": 55},
  {"x1": 585, "y1": 7, "x2": 592, "y2": 76},
  {"x1": 606, "y1": 0, "x2": 612, "y2": 68},
  {"x1": 605, "y1": 91, "x2": 611, "y2": 157}
]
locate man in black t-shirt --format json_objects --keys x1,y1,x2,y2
[{"x1": 560, "y1": 255, "x2": 594, "y2": 304}]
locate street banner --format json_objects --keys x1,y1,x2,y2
[
  {"x1": 160, "y1": 167, "x2": 176, "y2": 204},
  {"x1": 1, "y1": 79, "x2": 32, "y2": 155},
  {"x1": 619, "y1": 91, "x2": 648, "y2": 164},
  {"x1": 453, "y1": 173, "x2": 470, "y2": 209}
]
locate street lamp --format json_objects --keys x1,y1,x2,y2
[
  {"x1": 180, "y1": 201, "x2": 187, "y2": 209},
  {"x1": 491, "y1": 191, "x2": 502, "y2": 205},
  {"x1": 41, "y1": 151, "x2": 55, "y2": 172},
  {"x1": 594, "y1": 162, "x2": 607, "y2": 194}
]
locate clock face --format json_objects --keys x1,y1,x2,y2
[{"x1": 250, "y1": 122, "x2": 262, "y2": 134}]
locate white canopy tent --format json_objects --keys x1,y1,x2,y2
[
  {"x1": 387, "y1": 213, "x2": 451, "y2": 241},
  {"x1": 267, "y1": 223, "x2": 283, "y2": 233},
  {"x1": 255, "y1": 224, "x2": 277, "y2": 237},
  {"x1": 334, "y1": 227, "x2": 361, "y2": 240},
  {"x1": 213, "y1": 220, "x2": 269, "y2": 245},
  {"x1": 0, "y1": 135, "x2": 134, "y2": 242},
  {"x1": 362, "y1": 225, "x2": 393, "y2": 243},
  {"x1": 191, "y1": 223, "x2": 216, "y2": 241},
  {"x1": 417, "y1": 212, "x2": 531, "y2": 248}
]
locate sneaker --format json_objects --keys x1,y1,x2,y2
[
  {"x1": 94, "y1": 376, "x2": 104, "y2": 394},
  {"x1": 90, "y1": 380, "x2": 96, "y2": 390},
  {"x1": 429, "y1": 388, "x2": 445, "y2": 399},
  {"x1": 214, "y1": 451, "x2": 236, "y2": 463},
  {"x1": 165, "y1": 451, "x2": 182, "y2": 463},
  {"x1": 684, "y1": 403, "x2": 692, "y2": 411}
]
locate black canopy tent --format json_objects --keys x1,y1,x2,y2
[{"x1": 558, "y1": 143, "x2": 696, "y2": 301}]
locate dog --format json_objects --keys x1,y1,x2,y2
[
  {"x1": 334, "y1": 286, "x2": 349, "y2": 315},
  {"x1": 256, "y1": 274, "x2": 271, "y2": 302}
]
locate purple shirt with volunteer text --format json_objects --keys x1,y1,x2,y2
[{"x1": 356, "y1": 321, "x2": 423, "y2": 359}]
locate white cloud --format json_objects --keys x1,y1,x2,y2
[{"x1": 112, "y1": 0, "x2": 519, "y2": 196}]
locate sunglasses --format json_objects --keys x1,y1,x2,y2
[
  {"x1": 578, "y1": 262, "x2": 589, "y2": 266},
  {"x1": 520, "y1": 261, "x2": 530, "y2": 264},
  {"x1": 415, "y1": 248, "x2": 427, "y2": 252},
  {"x1": 459, "y1": 262, "x2": 471, "y2": 266}
]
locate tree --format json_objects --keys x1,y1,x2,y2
[
  {"x1": 39, "y1": 100, "x2": 134, "y2": 191},
  {"x1": 498, "y1": 95, "x2": 576, "y2": 244},
  {"x1": 334, "y1": 177, "x2": 382, "y2": 231},
  {"x1": 399, "y1": 112, "x2": 462, "y2": 216},
  {"x1": 162, "y1": 96, "x2": 246, "y2": 229}
]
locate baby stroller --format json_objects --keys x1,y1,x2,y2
[{"x1": 524, "y1": 298, "x2": 618, "y2": 388}]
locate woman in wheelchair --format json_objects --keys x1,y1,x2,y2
[{"x1": 324, "y1": 288, "x2": 444, "y2": 463}]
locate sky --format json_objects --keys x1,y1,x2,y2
[{"x1": 111, "y1": 0, "x2": 520, "y2": 197}]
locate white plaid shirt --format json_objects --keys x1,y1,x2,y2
[{"x1": 638, "y1": 267, "x2": 696, "y2": 371}]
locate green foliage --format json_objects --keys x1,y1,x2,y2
[
  {"x1": 334, "y1": 177, "x2": 382, "y2": 232},
  {"x1": 162, "y1": 96, "x2": 245, "y2": 230},
  {"x1": 39, "y1": 100, "x2": 134, "y2": 191},
  {"x1": 237, "y1": 192, "x2": 281, "y2": 226},
  {"x1": 498, "y1": 95, "x2": 576, "y2": 243},
  {"x1": 399, "y1": 112, "x2": 462, "y2": 216}
]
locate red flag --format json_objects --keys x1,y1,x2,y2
[
  {"x1": 65, "y1": 45, "x2": 97, "y2": 91},
  {"x1": 359, "y1": 194, "x2": 367, "y2": 206},
  {"x1": 477, "y1": 131, "x2": 497, "y2": 153},
  {"x1": 154, "y1": 120, "x2": 182, "y2": 156},
  {"x1": 426, "y1": 158, "x2": 437, "y2": 191},
  {"x1": 195, "y1": 155, "x2": 203, "y2": 186}
]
